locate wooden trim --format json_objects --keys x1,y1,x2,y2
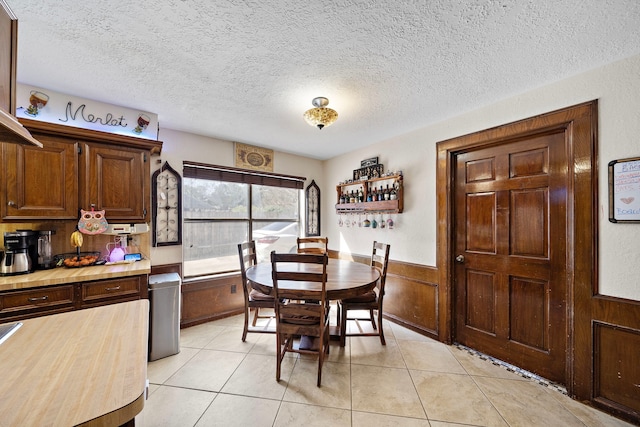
[
  {"x1": 19, "y1": 117, "x2": 163, "y2": 154},
  {"x1": 436, "y1": 102, "x2": 598, "y2": 400},
  {"x1": 151, "y1": 263, "x2": 182, "y2": 278}
]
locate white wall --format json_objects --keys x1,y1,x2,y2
[
  {"x1": 323, "y1": 54, "x2": 640, "y2": 301},
  {"x1": 149, "y1": 128, "x2": 323, "y2": 266}
]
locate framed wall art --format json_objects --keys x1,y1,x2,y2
[
  {"x1": 608, "y1": 156, "x2": 640, "y2": 223},
  {"x1": 235, "y1": 142, "x2": 274, "y2": 172},
  {"x1": 305, "y1": 180, "x2": 321, "y2": 236},
  {"x1": 152, "y1": 161, "x2": 182, "y2": 245}
]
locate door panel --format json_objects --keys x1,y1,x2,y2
[{"x1": 454, "y1": 131, "x2": 567, "y2": 384}]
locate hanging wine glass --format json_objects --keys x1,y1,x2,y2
[{"x1": 380, "y1": 213, "x2": 386, "y2": 229}]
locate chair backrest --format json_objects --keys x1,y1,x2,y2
[
  {"x1": 371, "y1": 241, "x2": 390, "y2": 294},
  {"x1": 238, "y1": 241, "x2": 257, "y2": 298},
  {"x1": 297, "y1": 237, "x2": 328, "y2": 254},
  {"x1": 271, "y1": 251, "x2": 329, "y2": 309}
]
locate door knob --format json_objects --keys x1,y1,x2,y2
[
  {"x1": 7, "y1": 201, "x2": 16, "y2": 207},
  {"x1": 455, "y1": 254, "x2": 465, "y2": 263}
]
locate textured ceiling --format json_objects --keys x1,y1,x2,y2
[{"x1": 7, "y1": 0, "x2": 640, "y2": 159}]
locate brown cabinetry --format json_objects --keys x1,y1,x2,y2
[
  {"x1": 0, "y1": 119, "x2": 162, "y2": 221},
  {"x1": 81, "y1": 275, "x2": 143, "y2": 307},
  {"x1": 0, "y1": 284, "x2": 75, "y2": 319},
  {"x1": 0, "y1": 275, "x2": 148, "y2": 322},
  {"x1": 1, "y1": 134, "x2": 78, "y2": 219},
  {"x1": 81, "y1": 143, "x2": 147, "y2": 221}
]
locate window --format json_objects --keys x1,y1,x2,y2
[{"x1": 183, "y1": 163, "x2": 304, "y2": 277}]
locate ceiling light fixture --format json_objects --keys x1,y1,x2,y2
[{"x1": 303, "y1": 97, "x2": 338, "y2": 130}]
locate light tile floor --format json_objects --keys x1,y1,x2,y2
[{"x1": 137, "y1": 309, "x2": 633, "y2": 427}]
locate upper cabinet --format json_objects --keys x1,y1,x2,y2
[
  {"x1": 81, "y1": 143, "x2": 147, "y2": 221},
  {"x1": 1, "y1": 119, "x2": 162, "y2": 221},
  {"x1": 0, "y1": 1, "x2": 41, "y2": 147},
  {"x1": 0, "y1": 0, "x2": 17, "y2": 115}
]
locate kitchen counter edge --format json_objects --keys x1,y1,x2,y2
[{"x1": 0, "y1": 259, "x2": 151, "y2": 291}]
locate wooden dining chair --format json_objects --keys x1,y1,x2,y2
[
  {"x1": 238, "y1": 241, "x2": 276, "y2": 342},
  {"x1": 338, "y1": 241, "x2": 390, "y2": 347},
  {"x1": 296, "y1": 237, "x2": 328, "y2": 254},
  {"x1": 271, "y1": 251, "x2": 330, "y2": 387}
]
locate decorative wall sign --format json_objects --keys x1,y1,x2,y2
[
  {"x1": 15, "y1": 84, "x2": 159, "y2": 140},
  {"x1": 235, "y1": 142, "x2": 274, "y2": 172},
  {"x1": 609, "y1": 156, "x2": 640, "y2": 223},
  {"x1": 361, "y1": 156, "x2": 379, "y2": 167},
  {"x1": 353, "y1": 164, "x2": 384, "y2": 180},
  {"x1": 152, "y1": 162, "x2": 182, "y2": 245},
  {"x1": 305, "y1": 180, "x2": 321, "y2": 236}
]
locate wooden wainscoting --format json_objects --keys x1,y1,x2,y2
[
  {"x1": 180, "y1": 273, "x2": 244, "y2": 328},
  {"x1": 590, "y1": 296, "x2": 640, "y2": 423},
  {"x1": 329, "y1": 250, "x2": 440, "y2": 340}
]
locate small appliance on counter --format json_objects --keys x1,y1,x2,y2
[
  {"x1": 1, "y1": 230, "x2": 38, "y2": 276},
  {"x1": 37, "y1": 230, "x2": 56, "y2": 270}
]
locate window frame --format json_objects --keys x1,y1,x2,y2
[{"x1": 182, "y1": 162, "x2": 306, "y2": 278}]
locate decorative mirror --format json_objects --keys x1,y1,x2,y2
[
  {"x1": 152, "y1": 161, "x2": 182, "y2": 246},
  {"x1": 305, "y1": 180, "x2": 321, "y2": 236}
]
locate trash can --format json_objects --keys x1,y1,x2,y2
[{"x1": 148, "y1": 273, "x2": 181, "y2": 361}]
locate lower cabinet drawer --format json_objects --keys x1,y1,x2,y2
[
  {"x1": 0, "y1": 285, "x2": 75, "y2": 314},
  {"x1": 81, "y1": 277, "x2": 142, "y2": 303}
]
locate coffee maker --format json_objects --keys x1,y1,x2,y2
[{"x1": 1, "y1": 230, "x2": 38, "y2": 276}]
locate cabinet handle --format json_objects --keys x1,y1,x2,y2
[
  {"x1": 28, "y1": 295, "x2": 48, "y2": 302},
  {"x1": 7, "y1": 201, "x2": 16, "y2": 207},
  {"x1": 105, "y1": 286, "x2": 121, "y2": 291}
]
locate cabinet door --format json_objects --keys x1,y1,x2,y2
[
  {"x1": 82, "y1": 144, "x2": 148, "y2": 221},
  {"x1": 1, "y1": 136, "x2": 78, "y2": 219}
]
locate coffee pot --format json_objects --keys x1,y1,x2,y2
[{"x1": 37, "y1": 230, "x2": 56, "y2": 269}]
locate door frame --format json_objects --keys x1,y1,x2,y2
[{"x1": 436, "y1": 100, "x2": 598, "y2": 398}]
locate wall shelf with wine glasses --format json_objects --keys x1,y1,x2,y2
[{"x1": 335, "y1": 173, "x2": 403, "y2": 214}]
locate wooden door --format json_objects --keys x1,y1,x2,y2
[
  {"x1": 82, "y1": 143, "x2": 147, "y2": 221},
  {"x1": 454, "y1": 131, "x2": 568, "y2": 383},
  {"x1": 1, "y1": 136, "x2": 78, "y2": 219}
]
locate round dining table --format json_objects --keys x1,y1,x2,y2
[{"x1": 246, "y1": 258, "x2": 380, "y2": 300}]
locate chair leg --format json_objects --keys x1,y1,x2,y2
[
  {"x1": 339, "y1": 304, "x2": 347, "y2": 347},
  {"x1": 276, "y1": 332, "x2": 282, "y2": 382},
  {"x1": 242, "y1": 306, "x2": 249, "y2": 342},
  {"x1": 252, "y1": 307, "x2": 259, "y2": 326},
  {"x1": 370, "y1": 308, "x2": 377, "y2": 330},
  {"x1": 377, "y1": 309, "x2": 386, "y2": 345}
]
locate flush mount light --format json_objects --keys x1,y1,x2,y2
[{"x1": 303, "y1": 97, "x2": 338, "y2": 130}]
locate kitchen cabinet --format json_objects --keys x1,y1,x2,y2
[
  {"x1": 0, "y1": 284, "x2": 75, "y2": 320},
  {"x1": 0, "y1": 118, "x2": 162, "y2": 221},
  {"x1": 0, "y1": 0, "x2": 17, "y2": 115},
  {"x1": 0, "y1": 274, "x2": 148, "y2": 322},
  {"x1": 1, "y1": 134, "x2": 78, "y2": 218},
  {"x1": 80, "y1": 275, "x2": 144, "y2": 308},
  {"x1": 81, "y1": 143, "x2": 147, "y2": 221}
]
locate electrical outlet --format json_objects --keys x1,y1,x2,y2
[
  {"x1": 231, "y1": 284, "x2": 237, "y2": 294},
  {"x1": 129, "y1": 235, "x2": 141, "y2": 247}
]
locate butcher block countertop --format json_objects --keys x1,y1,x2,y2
[
  {"x1": 0, "y1": 300, "x2": 149, "y2": 426},
  {"x1": 0, "y1": 259, "x2": 151, "y2": 292}
]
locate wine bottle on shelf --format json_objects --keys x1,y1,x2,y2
[
  {"x1": 378, "y1": 186, "x2": 384, "y2": 201},
  {"x1": 350, "y1": 190, "x2": 356, "y2": 203},
  {"x1": 367, "y1": 184, "x2": 373, "y2": 202},
  {"x1": 340, "y1": 192, "x2": 345, "y2": 204},
  {"x1": 390, "y1": 184, "x2": 397, "y2": 200},
  {"x1": 358, "y1": 187, "x2": 364, "y2": 202},
  {"x1": 384, "y1": 184, "x2": 390, "y2": 200}
]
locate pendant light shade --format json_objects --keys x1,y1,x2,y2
[{"x1": 303, "y1": 97, "x2": 338, "y2": 130}]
